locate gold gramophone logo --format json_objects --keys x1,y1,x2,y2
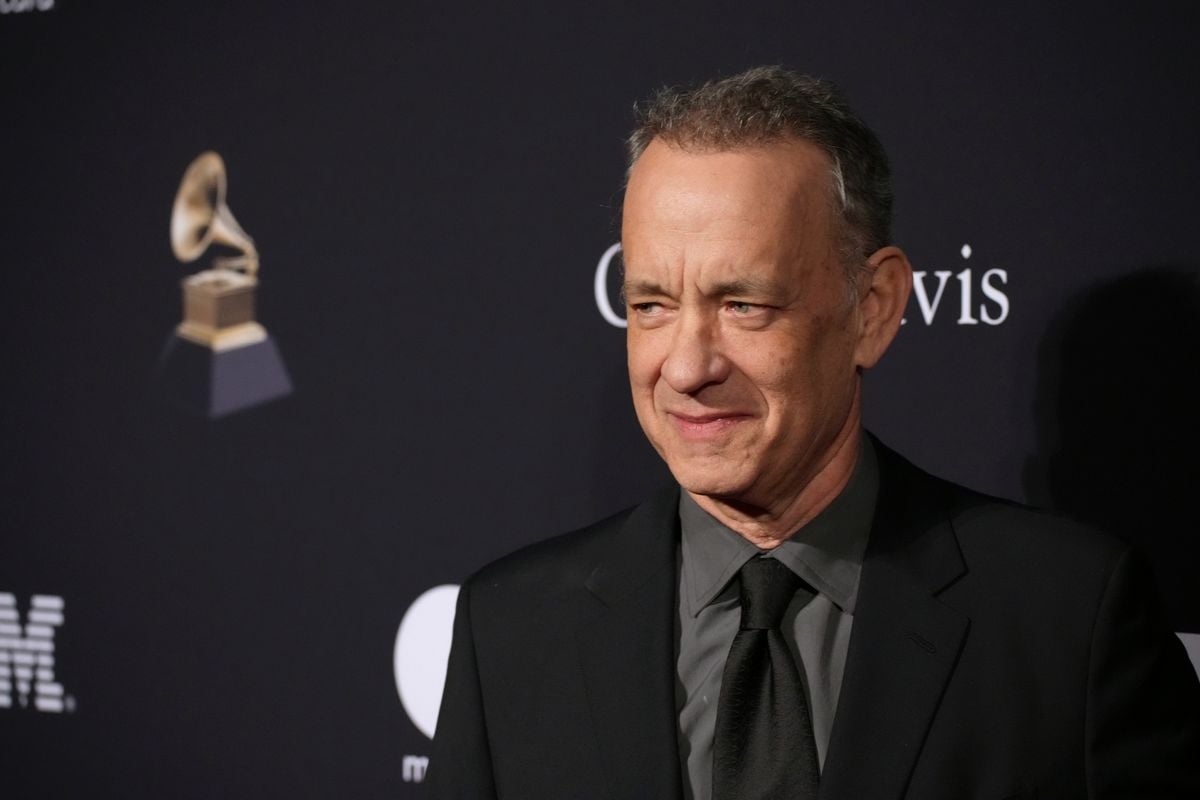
[
  {"x1": 157, "y1": 151, "x2": 291, "y2": 417},
  {"x1": 171, "y1": 151, "x2": 266, "y2": 350}
]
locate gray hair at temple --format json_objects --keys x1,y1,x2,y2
[{"x1": 627, "y1": 66, "x2": 894, "y2": 284}]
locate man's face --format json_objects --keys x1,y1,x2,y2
[{"x1": 622, "y1": 137, "x2": 869, "y2": 510}]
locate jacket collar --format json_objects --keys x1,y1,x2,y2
[
  {"x1": 818, "y1": 439, "x2": 970, "y2": 800},
  {"x1": 579, "y1": 484, "x2": 685, "y2": 800},
  {"x1": 576, "y1": 439, "x2": 971, "y2": 800}
]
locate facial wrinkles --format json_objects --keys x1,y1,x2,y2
[
  {"x1": 633, "y1": 148, "x2": 859, "y2": 429},
  {"x1": 637, "y1": 241, "x2": 822, "y2": 413},
  {"x1": 633, "y1": 210, "x2": 770, "y2": 299},
  {"x1": 691, "y1": 230, "x2": 797, "y2": 310}
]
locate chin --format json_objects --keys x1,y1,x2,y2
[{"x1": 666, "y1": 457, "x2": 753, "y2": 501}]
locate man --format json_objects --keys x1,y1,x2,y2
[{"x1": 429, "y1": 67, "x2": 1200, "y2": 799}]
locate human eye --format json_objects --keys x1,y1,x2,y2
[
  {"x1": 725, "y1": 300, "x2": 766, "y2": 316},
  {"x1": 722, "y1": 299, "x2": 775, "y2": 327},
  {"x1": 626, "y1": 297, "x2": 675, "y2": 328},
  {"x1": 626, "y1": 300, "x2": 665, "y2": 321}
]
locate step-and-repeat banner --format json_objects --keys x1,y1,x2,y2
[{"x1": 2, "y1": 2, "x2": 1197, "y2": 796}]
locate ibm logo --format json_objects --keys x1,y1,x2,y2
[
  {"x1": 402, "y1": 755, "x2": 429, "y2": 783},
  {"x1": 0, "y1": 593, "x2": 71, "y2": 713},
  {"x1": 0, "y1": 0, "x2": 56, "y2": 14}
]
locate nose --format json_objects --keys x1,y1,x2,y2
[{"x1": 660, "y1": 310, "x2": 730, "y2": 395}]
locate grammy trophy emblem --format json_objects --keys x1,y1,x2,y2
[
  {"x1": 172, "y1": 151, "x2": 267, "y2": 351},
  {"x1": 156, "y1": 152, "x2": 291, "y2": 417}
]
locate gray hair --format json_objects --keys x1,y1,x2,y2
[{"x1": 627, "y1": 66, "x2": 894, "y2": 284}]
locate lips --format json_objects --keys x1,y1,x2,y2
[{"x1": 668, "y1": 410, "x2": 751, "y2": 440}]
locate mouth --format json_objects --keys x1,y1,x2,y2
[{"x1": 667, "y1": 411, "x2": 751, "y2": 440}]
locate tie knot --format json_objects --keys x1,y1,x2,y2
[{"x1": 736, "y1": 556, "x2": 802, "y2": 630}]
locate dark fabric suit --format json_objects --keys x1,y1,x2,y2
[{"x1": 429, "y1": 442, "x2": 1200, "y2": 799}]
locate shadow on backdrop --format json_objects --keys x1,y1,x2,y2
[{"x1": 1025, "y1": 268, "x2": 1199, "y2": 632}]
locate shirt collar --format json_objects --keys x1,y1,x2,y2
[{"x1": 679, "y1": 435, "x2": 878, "y2": 617}]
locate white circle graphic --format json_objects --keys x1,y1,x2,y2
[
  {"x1": 594, "y1": 242, "x2": 627, "y2": 328},
  {"x1": 394, "y1": 584, "x2": 460, "y2": 739}
]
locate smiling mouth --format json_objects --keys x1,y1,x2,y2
[{"x1": 668, "y1": 411, "x2": 750, "y2": 439}]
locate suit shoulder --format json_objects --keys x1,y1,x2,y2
[
  {"x1": 949, "y1": 488, "x2": 1126, "y2": 563},
  {"x1": 874, "y1": 438, "x2": 1129, "y2": 588},
  {"x1": 464, "y1": 504, "x2": 637, "y2": 594},
  {"x1": 925, "y1": 479, "x2": 1132, "y2": 599}
]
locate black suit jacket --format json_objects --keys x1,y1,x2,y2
[{"x1": 429, "y1": 444, "x2": 1200, "y2": 798}]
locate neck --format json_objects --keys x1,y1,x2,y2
[{"x1": 688, "y1": 419, "x2": 863, "y2": 550}]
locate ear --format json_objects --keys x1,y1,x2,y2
[{"x1": 853, "y1": 245, "x2": 913, "y2": 369}]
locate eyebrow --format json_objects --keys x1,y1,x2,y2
[
  {"x1": 621, "y1": 277, "x2": 785, "y2": 300},
  {"x1": 708, "y1": 278, "x2": 782, "y2": 297},
  {"x1": 621, "y1": 279, "x2": 669, "y2": 299}
]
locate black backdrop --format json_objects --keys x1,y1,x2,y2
[{"x1": 2, "y1": 2, "x2": 1198, "y2": 796}]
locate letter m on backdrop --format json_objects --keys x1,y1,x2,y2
[
  {"x1": 0, "y1": 593, "x2": 67, "y2": 712},
  {"x1": 402, "y1": 755, "x2": 429, "y2": 783}
]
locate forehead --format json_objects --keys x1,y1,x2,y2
[
  {"x1": 621, "y1": 138, "x2": 840, "y2": 284},
  {"x1": 626, "y1": 136, "x2": 834, "y2": 198}
]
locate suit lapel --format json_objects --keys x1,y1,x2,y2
[
  {"x1": 819, "y1": 443, "x2": 970, "y2": 800},
  {"x1": 570, "y1": 444, "x2": 972, "y2": 800},
  {"x1": 579, "y1": 486, "x2": 684, "y2": 800}
]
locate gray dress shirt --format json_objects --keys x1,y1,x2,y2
[{"x1": 675, "y1": 439, "x2": 879, "y2": 800}]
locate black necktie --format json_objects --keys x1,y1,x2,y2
[{"x1": 712, "y1": 556, "x2": 820, "y2": 799}]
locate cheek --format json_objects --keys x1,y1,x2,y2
[
  {"x1": 739, "y1": 338, "x2": 845, "y2": 415},
  {"x1": 731, "y1": 333, "x2": 810, "y2": 390}
]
